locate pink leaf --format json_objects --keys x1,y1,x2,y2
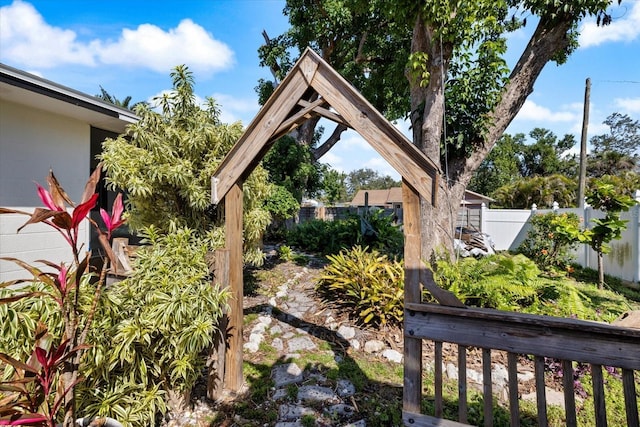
[
  {"x1": 100, "y1": 208, "x2": 112, "y2": 231},
  {"x1": 71, "y1": 193, "x2": 98, "y2": 229},
  {"x1": 0, "y1": 413, "x2": 48, "y2": 426},
  {"x1": 36, "y1": 185, "x2": 61, "y2": 211}
]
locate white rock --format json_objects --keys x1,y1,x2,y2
[
  {"x1": 364, "y1": 340, "x2": 385, "y2": 354},
  {"x1": 337, "y1": 325, "x2": 356, "y2": 340},
  {"x1": 382, "y1": 349, "x2": 403, "y2": 363},
  {"x1": 446, "y1": 363, "x2": 458, "y2": 380}
]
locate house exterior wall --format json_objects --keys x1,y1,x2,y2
[{"x1": 1, "y1": 100, "x2": 91, "y2": 282}]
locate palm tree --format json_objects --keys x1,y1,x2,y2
[{"x1": 96, "y1": 86, "x2": 145, "y2": 111}]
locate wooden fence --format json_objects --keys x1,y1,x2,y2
[{"x1": 402, "y1": 303, "x2": 640, "y2": 427}]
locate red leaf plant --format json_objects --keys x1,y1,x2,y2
[{"x1": 0, "y1": 165, "x2": 125, "y2": 427}]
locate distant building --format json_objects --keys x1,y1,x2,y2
[{"x1": 350, "y1": 188, "x2": 493, "y2": 210}]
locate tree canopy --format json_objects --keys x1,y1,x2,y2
[
  {"x1": 588, "y1": 113, "x2": 640, "y2": 177},
  {"x1": 260, "y1": 0, "x2": 618, "y2": 258}
]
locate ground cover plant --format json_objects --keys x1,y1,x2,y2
[{"x1": 316, "y1": 246, "x2": 404, "y2": 327}]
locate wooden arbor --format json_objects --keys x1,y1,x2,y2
[{"x1": 210, "y1": 48, "x2": 439, "y2": 405}]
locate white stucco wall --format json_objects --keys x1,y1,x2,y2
[{"x1": 0, "y1": 100, "x2": 91, "y2": 282}]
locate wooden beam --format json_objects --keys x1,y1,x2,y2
[
  {"x1": 224, "y1": 183, "x2": 244, "y2": 391},
  {"x1": 402, "y1": 181, "x2": 422, "y2": 414},
  {"x1": 404, "y1": 303, "x2": 640, "y2": 370},
  {"x1": 402, "y1": 412, "x2": 472, "y2": 427},
  {"x1": 207, "y1": 248, "x2": 229, "y2": 400},
  {"x1": 297, "y1": 99, "x2": 351, "y2": 127},
  {"x1": 308, "y1": 52, "x2": 439, "y2": 204},
  {"x1": 270, "y1": 97, "x2": 327, "y2": 141},
  {"x1": 212, "y1": 53, "x2": 320, "y2": 204}
]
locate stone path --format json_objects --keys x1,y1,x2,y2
[
  {"x1": 241, "y1": 264, "x2": 402, "y2": 426},
  {"x1": 165, "y1": 252, "x2": 558, "y2": 426}
]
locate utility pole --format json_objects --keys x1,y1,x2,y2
[{"x1": 578, "y1": 78, "x2": 591, "y2": 208}]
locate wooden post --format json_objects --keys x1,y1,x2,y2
[
  {"x1": 402, "y1": 180, "x2": 422, "y2": 415},
  {"x1": 207, "y1": 249, "x2": 229, "y2": 400},
  {"x1": 224, "y1": 183, "x2": 244, "y2": 391}
]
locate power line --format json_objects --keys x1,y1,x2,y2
[{"x1": 594, "y1": 80, "x2": 640, "y2": 84}]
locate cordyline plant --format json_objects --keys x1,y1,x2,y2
[{"x1": 0, "y1": 165, "x2": 124, "y2": 427}]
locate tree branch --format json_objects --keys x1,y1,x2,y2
[{"x1": 313, "y1": 123, "x2": 348, "y2": 160}]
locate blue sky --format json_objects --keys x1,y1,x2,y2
[{"x1": 1, "y1": 0, "x2": 639, "y2": 180}]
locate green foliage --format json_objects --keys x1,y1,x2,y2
[
  {"x1": 0, "y1": 282, "x2": 63, "y2": 368},
  {"x1": 469, "y1": 133, "x2": 522, "y2": 196},
  {"x1": 100, "y1": 65, "x2": 271, "y2": 266},
  {"x1": 590, "y1": 112, "x2": 640, "y2": 157},
  {"x1": 430, "y1": 253, "x2": 630, "y2": 322},
  {"x1": 431, "y1": 254, "x2": 541, "y2": 311},
  {"x1": 77, "y1": 226, "x2": 229, "y2": 426},
  {"x1": 317, "y1": 246, "x2": 404, "y2": 326},
  {"x1": 321, "y1": 168, "x2": 348, "y2": 205},
  {"x1": 493, "y1": 174, "x2": 577, "y2": 209},
  {"x1": 264, "y1": 185, "x2": 300, "y2": 242},
  {"x1": 583, "y1": 180, "x2": 636, "y2": 287},
  {"x1": 287, "y1": 216, "x2": 359, "y2": 255},
  {"x1": 518, "y1": 128, "x2": 577, "y2": 178},
  {"x1": 286, "y1": 210, "x2": 403, "y2": 257},
  {"x1": 588, "y1": 113, "x2": 639, "y2": 178},
  {"x1": 517, "y1": 212, "x2": 583, "y2": 273},
  {"x1": 263, "y1": 135, "x2": 324, "y2": 202},
  {"x1": 277, "y1": 245, "x2": 295, "y2": 262},
  {"x1": 264, "y1": 185, "x2": 300, "y2": 221}
]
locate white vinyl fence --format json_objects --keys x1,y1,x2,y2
[{"x1": 480, "y1": 192, "x2": 640, "y2": 283}]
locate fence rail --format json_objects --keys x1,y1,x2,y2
[{"x1": 403, "y1": 303, "x2": 640, "y2": 427}]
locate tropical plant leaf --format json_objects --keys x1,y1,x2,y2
[
  {"x1": 80, "y1": 164, "x2": 102, "y2": 204},
  {"x1": 46, "y1": 170, "x2": 74, "y2": 208},
  {"x1": 15, "y1": 209, "x2": 61, "y2": 233},
  {"x1": 0, "y1": 354, "x2": 38, "y2": 375}
]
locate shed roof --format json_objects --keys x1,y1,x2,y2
[{"x1": 351, "y1": 188, "x2": 403, "y2": 207}]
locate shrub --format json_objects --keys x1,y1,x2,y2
[
  {"x1": 77, "y1": 225, "x2": 229, "y2": 426},
  {"x1": 517, "y1": 211, "x2": 582, "y2": 273},
  {"x1": 430, "y1": 254, "x2": 541, "y2": 310},
  {"x1": 286, "y1": 210, "x2": 403, "y2": 257},
  {"x1": 429, "y1": 253, "x2": 629, "y2": 322},
  {"x1": 0, "y1": 167, "x2": 124, "y2": 427},
  {"x1": 316, "y1": 246, "x2": 404, "y2": 327}
]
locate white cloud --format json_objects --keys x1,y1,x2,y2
[
  {"x1": 515, "y1": 100, "x2": 579, "y2": 123},
  {"x1": 97, "y1": 20, "x2": 234, "y2": 74},
  {"x1": 211, "y1": 93, "x2": 259, "y2": 124},
  {"x1": 579, "y1": 1, "x2": 640, "y2": 48},
  {"x1": 0, "y1": 0, "x2": 95, "y2": 67},
  {"x1": 0, "y1": 0, "x2": 234, "y2": 74},
  {"x1": 339, "y1": 130, "x2": 371, "y2": 151},
  {"x1": 363, "y1": 157, "x2": 400, "y2": 179},
  {"x1": 319, "y1": 151, "x2": 345, "y2": 172},
  {"x1": 615, "y1": 97, "x2": 640, "y2": 114}
]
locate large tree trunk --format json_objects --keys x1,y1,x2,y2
[{"x1": 410, "y1": 13, "x2": 574, "y2": 261}]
